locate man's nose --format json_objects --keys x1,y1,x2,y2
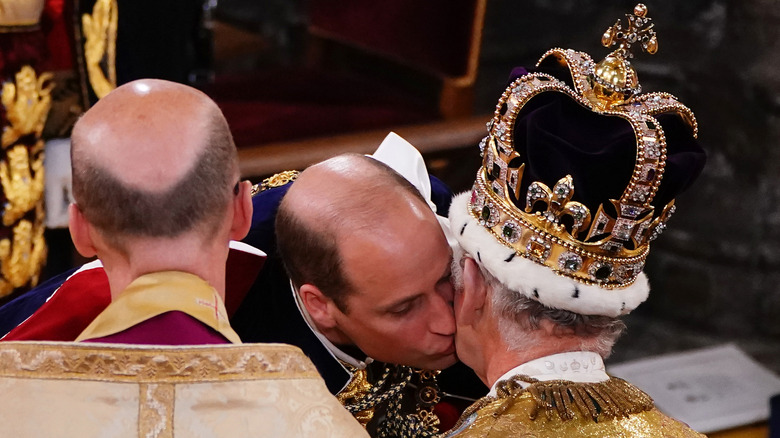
[{"x1": 429, "y1": 295, "x2": 456, "y2": 336}]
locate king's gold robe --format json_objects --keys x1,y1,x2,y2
[{"x1": 445, "y1": 375, "x2": 704, "y2": 437}]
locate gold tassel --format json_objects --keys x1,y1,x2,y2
[{"x1": 504, "y1": 375, "x2": 655, "y2": 422}]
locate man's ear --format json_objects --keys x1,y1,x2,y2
[
  {"x1": 229, "y1": 180, "x2": 253, "y2": 241},
  {"x1": 457, "y1": 257, "x2": 488, "y2": 327},
  {"x1": 299, "y1": 283, "x2": 339, "y2": 330},
  {"x1": 68, "y1": 203, "x2": 97, "y2": 258}
]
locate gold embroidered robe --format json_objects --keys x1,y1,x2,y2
[
  {"x1": 445, "y1": 376, "x2": 705, "y2": 438},
  {"x1": 0, "y1": 341, "x2": 369, "y2": 437}
]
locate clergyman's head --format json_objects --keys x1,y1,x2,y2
[{"x1": 69, "y1": 79, "x2": 240, "y2": 254}]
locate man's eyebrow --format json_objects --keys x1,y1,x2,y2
[{"x1": 382, "y1": 293, "x2": 424, "y2": 312}]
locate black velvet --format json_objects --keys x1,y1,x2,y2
[
  {"x1": 76, "y1": 0, "x2": 207, "y2": 106},
  {"x1": 504, "y1": 66, "x2": 706, "y2": 219}
]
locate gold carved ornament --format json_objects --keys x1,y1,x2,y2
[
  {"x1": 0, "y1": 66, "x2": 51, "y2": 298},
  {"x1": 1, "y1": 143, "x2": 44, "y2": 225},
  {"x1": 1, "y1": 65, "x2": 52, "y2": 148},
  {"x1": 82, "y1": 0, "x2": 117, "y2": 99},
  {"x1": 0, "y1": 205, "x2": 46, "y2": 294}
]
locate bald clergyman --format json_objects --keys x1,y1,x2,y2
[{"x1": 69, "y1": 79, "x2": 254, "y2": 344}]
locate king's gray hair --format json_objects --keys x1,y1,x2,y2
[{"x1": 452, "y1": 253, "x2": 626, "y2": 357}]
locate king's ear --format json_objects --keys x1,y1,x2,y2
[
  {"x1": 458, "y1": 257, "x2": 488, "y2": 326},
  {"x1": 299, "y1": 283, "x2": 339, "y2": 330},
  {"x1": 68, "y1": 203, "x2": 98, "y2": 258}
]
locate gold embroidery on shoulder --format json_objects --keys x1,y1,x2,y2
[{"x1": 251, "y1": 170, "x2": 300, "y2": 196}]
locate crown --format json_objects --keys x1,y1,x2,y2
[
  {"x1": 0, "y1": 0, "x2": 44, "y2": 30},
  {"x1": 466, "y1": 4, "x2": 699, "y2": 291}
]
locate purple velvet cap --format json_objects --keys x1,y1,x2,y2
[{"x1": 503, "y1": 63, "x2": 706, "y2": 219}]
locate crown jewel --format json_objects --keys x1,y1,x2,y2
[
  {"x1": 587, "y1": 3, "x2": 658, "y2": 109},
  {"x1": 469, "y1": 4, "x2": 698, "y2": 289}
]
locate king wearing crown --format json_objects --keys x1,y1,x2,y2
[{"x1": 444, "y1": 5, "x2": 706, "y2": 437}]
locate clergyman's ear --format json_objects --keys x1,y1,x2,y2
[
  {"x1": 457, "y1": 257, "x2": 488, "y2": 326},
  {"x1": 299, "y1": 283, "x2": 339, "y2": 330},
  {"x1": 68, "y1": 203, "x2": 97, "y2": 258},
  {"x1": 229, "y1": 180, "x2": 253, "y2": 241}
]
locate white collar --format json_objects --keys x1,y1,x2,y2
[
  {"x1": 290, "y1": 280, "x2": 372, "y2": 371},
  {"x1": 488, "y1": 351, "x2": 609, "y2": 396}
]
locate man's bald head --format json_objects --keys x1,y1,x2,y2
[
  {"x1": 71, "y1": 79, "x2": 238, "y2": 247},
  {"x1": 276, "y1": 154, "x2": 430, "y2": 310}
]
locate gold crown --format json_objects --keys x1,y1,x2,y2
[
  {"x1": 469, "y1": 4, "x2": 698, "y2": 289},
  {"x1": 0, "y1": 0, "x2": 44, "y2": 30}
]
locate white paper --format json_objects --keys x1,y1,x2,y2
[{"x1": 608, "y1": 343, "x2": 780, "y2": 433}]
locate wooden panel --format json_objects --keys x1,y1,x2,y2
[{"x1": 238, "y1": 115, "x2": 490, "y2": 179}]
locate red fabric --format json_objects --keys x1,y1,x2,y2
[
  {"x1": 41, "y1": 0, "x2": 73, "y2": 71},
  {"x1": 224, "y1": 247, "x2": 265, "y2": 317},
  {"x1": 3, "y1": 268, "x2": 111, "y2": 341},
  {"x1": 4, "y1": 248, "x2": 265, "y2": 341},
  {"x1": 434, "y1": 401, "x2": 463, "y2": 432},
  {"x1": 0, "y1": 32, "x2": 47, "y2": 76},
  {"x1": 83, "y1": 311, "x2": 230, "y2": 345},
  {"x1": 309, "y1": 0, "x2": 477, "y2": 77}
]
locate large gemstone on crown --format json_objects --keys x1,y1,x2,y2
[
  {"x1": 588, "y1": 262, "x2": 613, "y2": 282},
  {"x1": 480, "y1": 202, "x2": 500, "y2": 227},
  {"x1": 615, "y1": 263, "x2": 641, "y2": 283},
  {"x1": 501, "y1": 221, "x2": 521, "y2": 243},
  {"x1": 526, "y1": 235, "x2": 551, "y2": 261},
  {"x1": 558, "y1": 252, "x2": 583, "y2": 273}
]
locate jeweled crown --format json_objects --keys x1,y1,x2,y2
[{"x1": 469, "y1": 4, "x2": 699, "y2": 289}]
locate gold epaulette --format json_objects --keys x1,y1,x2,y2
[{"x1": 250, "y1": 170, "x2": 300, "y2": 197}]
